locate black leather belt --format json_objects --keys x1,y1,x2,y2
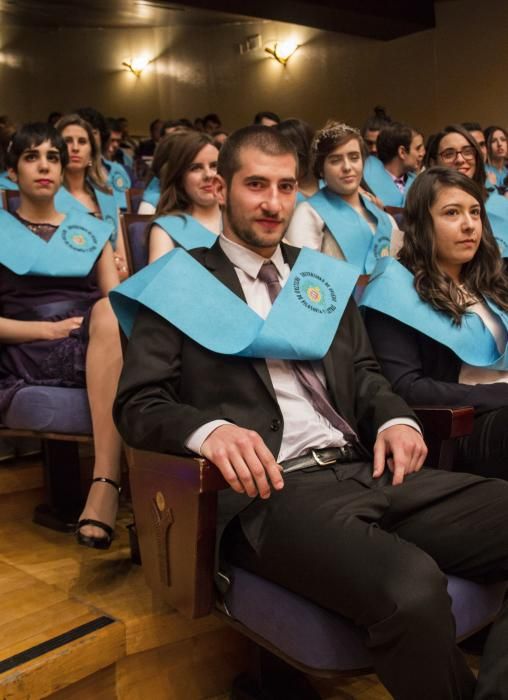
[{"x1": 280, "y1": 445, "x2": 362, "y2": 474}]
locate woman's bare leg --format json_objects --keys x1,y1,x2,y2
[{"x1": 78, "y1": 298, "x2": 123, "y2": 540}]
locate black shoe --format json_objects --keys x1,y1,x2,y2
[{"x1": 76, "y1": 477, "x2": 121, "y2": 550}]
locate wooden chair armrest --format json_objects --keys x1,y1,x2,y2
[
  {"x1": 413, "y1": 406, "x2": 474, "y2": 440},
  {"x1": 125, "y1": 446, "x2": 228, "y2": 618}
]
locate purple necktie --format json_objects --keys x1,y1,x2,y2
[{"x1": 257, "y1": 262, "x2": 358, "y2": 443}]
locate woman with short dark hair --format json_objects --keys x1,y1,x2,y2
[{"x1": 0, "y1": 122, "x2": 124, "y2": 545}]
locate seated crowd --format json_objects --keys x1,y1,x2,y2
[{"x1": 1, "y1": 104, "x2": 508, "y2": 699}]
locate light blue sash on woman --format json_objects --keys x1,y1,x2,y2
[
  {"x1": 485, "y1": 164, "x2": 508, "y2": 188},
  {"x1": 360, "y1": 257, "x2": 508, "y2": 370},
  {"x1": 308, "y1": 188, "x2": 394, "y2": 273},
  {"x1": 141, "y1": 188, "x2": 160, "y2": 210},
  {"x1": 0, "y1": 172, "x2": 19, "y2": 191},
  {"x1": 110, "y1": 247, "x2": 359, "y2": 360},
  {"x1": 55, "y1": 185, "x2": 119, "y2": 248},
  {"x1": 485, "y1": 190, "x2": 508, "y2": 257},
  {"x1": 363, "y1": 156, "x2": 415, "y2": 207},
  {"x1": 154, "y1": 214, "x2": 217, "y2": 250},
  {"x1": 104, "y1": 159, "x2": 131, "y2": 211},
  {"x1": 0, "y1": 208, "x2": 113, "y2": 277},
  {"x1": 145, "y1": 176, "x2": 160, "y2": 193}
]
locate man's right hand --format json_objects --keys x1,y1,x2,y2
[{"x1": 201, "y1": 424, "x2": 284, "y2": 499}]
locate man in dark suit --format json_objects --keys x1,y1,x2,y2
[{"x1": 114, "y1": 126, "x2": 508, "y2": 700}]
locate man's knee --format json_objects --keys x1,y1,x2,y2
[{"x1": 366, "y1": 549, "x2": 451, "y2": 643}]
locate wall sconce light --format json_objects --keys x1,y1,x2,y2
[
  {"x1": 122, "y1": 55, "x2": 152, "y2": 77},
  {"x1": 264, "y1": 40, "x2": 300, "y2": 66}
]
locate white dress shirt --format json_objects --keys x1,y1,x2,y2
[
  {"x1": 285, "y1": 200, "x2": 403, "y2": 259},
  {"x1": 186, "y1": 234, "x2": 419, "y2": 460}
]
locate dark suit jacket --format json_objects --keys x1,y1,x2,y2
[
  {"x1": 363, "y1": 308, "x2": 508, "y2": 415},
  {"x1": 114, "y1": 240, "x2": 417, "y2": 537}
]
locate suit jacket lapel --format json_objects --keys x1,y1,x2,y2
[{"x1": 202, "y1": 241, "x2": 277, "y2": 402}]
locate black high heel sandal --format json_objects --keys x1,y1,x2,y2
[{"x1": 76, "y1": 476, "x2": 122, "y2": 550}]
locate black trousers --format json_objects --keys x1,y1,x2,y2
[
  {"x1": 221, "y1": 463, "x2": 508, "y2": 700},
  {"x1": 457, "y1": 406, "x2": 508, "y2": 479}
]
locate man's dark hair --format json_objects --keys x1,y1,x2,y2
[
  {"x1": 376, "y1": 122, "x2": 415, "y2": 164},
  {"x1": 461, "y1": 122, "x2": 483, "y2": 132},
  {"x1": 253, "y1": 111, "x2": 281, "y2": 125},
  {"x1": 203, "y1": 113, "x2": 221, "y2": 128},
  {"x1": 218, "y1": 125, "x2": 297, "y2": 187},
  {"x1": 160, "y1": 119, "x2": 193, "y2": 135},
  {"x1": 75, "y1": 107, "x2": 109, "y2": 149},
  {"x1": 7, "y1": 122, "x2": 69, "y2": 171},
  {"x1": 277, "y1": 118, "x2": 314, "y2": 180},
  {"x1": 361, "y1": 106, "x2": 391, "y2": 135}
]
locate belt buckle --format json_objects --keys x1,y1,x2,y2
[{"x1": 311, "y1": 449, "x2": 337, "y2": 467}]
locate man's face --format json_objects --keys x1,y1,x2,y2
[
  {"x1": 259, "y1": 117, "x2": 278, "y2": 128},
  {"x1": 363, "y1": 129, "x2": 379, "y2": 155},
  {"x1": 469, "y1": 130, "x2": 487, "y2": 161},
  {"x1": 106, "y1": 130, "x2": 122, "y2": 159},
  {"x1": 401, "y1": 133, "x2": 425, "y2": 173},
  {"x1": 215, "y1": 146, "x2": 297, "y2": 258}
]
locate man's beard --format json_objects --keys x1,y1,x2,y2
[{"x1": 225, "y1": 199, "x2": 285, "y2": 248}]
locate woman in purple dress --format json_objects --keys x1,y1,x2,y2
[{"x1": 0, "y1": 122, "x2": 123, "y2": 549}]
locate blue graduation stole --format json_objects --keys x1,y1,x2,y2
[
  {"x1": 360, "y1": 257, "x2": 508, "y2": 370},
  {"x1": 296, "y1": 191, "x2": 307, "y2": 205},
  {"x1": 0, "y1": 208, "x2": 113, "y2": 276},
  {"x1": 104, "y1": 160, "x2": 131, "y2": 211},
  {"x1": 154, "y1": 214, "x2": 217, "y2": 250},
  {"x1": 0, "y1": 172, "x2": 19, "y2": 191},
  {"x1": 485, "y1": 164, "x2": 508, "y2": 188},
  {"x1": 363, "y1": 156, "x2": 415, "y2": 207},
  {"x1": 110, "y1": 247, "x2": 359, "y2": 360},
  {"x1": 485, "y1": 190, "x2": 508, "y2": 257},
  {"x1": 55, "y1": 185, "x2": 119, "y2": 248},
  {"x1": 145, "y1": 176, "x2": 160, "y2": 193},
  {"x1": 141, "y1": 188, "x2": 160, "y2": 210},
  {"x1": 308, "y1": 188, "x2": 394, "y2": 273}
]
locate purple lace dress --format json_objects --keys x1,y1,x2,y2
[{"x1": 0, "y1": 216, "x2": 101, "y2": 412}]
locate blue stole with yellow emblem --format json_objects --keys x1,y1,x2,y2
[
  {"x1": 110, "y1": 247, "x2": 359, "y2": 360},
  {"x1": 104, "y1": 159, "x2": 131, "y2": 211},
  {"x1": 363, "y1": 156, "x2": 415, "y2": 207},
  {"x1": 55, "y1": 185, "x2": 119, "y2": 248},
  {"x1": 154, "y1": 214, "x2": 217, "y2": 250},
  {"x1": 308, "y1": 188, "x2": 393, "y2": 273},
  {"x1": 0, "y1": 209, "x2": 113, "y2": 276},
  {"x1": 360, "y1": 257, "x2": 508, "y2": 370},
  {"x1": 485, "y1": 189, "x2": 508, "y2": 257}
]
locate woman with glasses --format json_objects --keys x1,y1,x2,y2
[
  {"x1": 363, "y1": 167, "x2": 508, "y2": 478},
  {"x1": 484, "y1": 125, "x2": 508, "y2": 192},
  {"x1": 424, "y1": 124, "x2": 508, "y2": 258}
]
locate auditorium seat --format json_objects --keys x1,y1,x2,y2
[
  {"x1": 125, "y1": 188, "x2": 144, "y2": 215},
  {"x1": 126, "y1": 405, "x2": 506, "y2": 695},
  {"x1": 121, "y1": 213, "x2": 151, "y2": 273},
  {"x1": 0, "y1": 386, "x2": 93, "y2": 531}
]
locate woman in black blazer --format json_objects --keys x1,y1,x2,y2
[{"x1": 363, "y1": 167, "x2": 508, "y2": 478}]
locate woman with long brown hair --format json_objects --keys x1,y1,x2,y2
[
  {"x1": 148, "y1": 130, "x2": 221, "y2": 262},
  {"x1": 56, "y1": 114, "x2": 128, "y2": 279},
  {"x1": 362, "y1": 167, "x2": 508, "y2": 478}
]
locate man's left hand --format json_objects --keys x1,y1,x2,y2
[{"x1": 372, "y1": 425, "x2": 428, "y2": 485}]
